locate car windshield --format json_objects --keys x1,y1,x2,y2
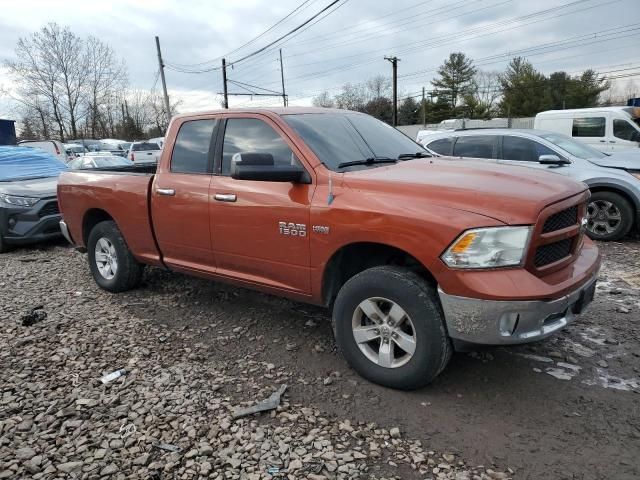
[
  {"x1": 283, "y1": 112, "x2": 428, "y2": 171},
  {"x1": 95, "y1": 157, "x2": 130, "y2": 167},
  {"x1": 538, "y1": 132, "x2": 607, "y2": 159},
  {"x1": 133, "y1": 142, "x2": 160, "y2": 151}
]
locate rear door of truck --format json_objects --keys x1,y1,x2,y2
[{"x1": 150, "y1": 117, "x2": 218, "y2": 273}]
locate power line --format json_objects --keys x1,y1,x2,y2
[{"x1": 229, "y1": 0, "x2": 343, "y2": 66}]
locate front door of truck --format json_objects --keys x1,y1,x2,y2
[
  {"x1": 151, "y1": 118, "x2": 217, "y2": 273},
  {"x1": 209, "y1": 115, "x2": 312, "y2": 294}
]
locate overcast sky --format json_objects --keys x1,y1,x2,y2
[{"x1": 1, "y1": 0, "x2": 639, "y2": 119}]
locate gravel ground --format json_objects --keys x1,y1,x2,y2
[{"x1": 1, "y1": 239, "x2": 639, "y2": 479}]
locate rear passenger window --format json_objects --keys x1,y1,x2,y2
[
  {"x1": 452, "y1": 136, "x2": 495, "y2": 159},
  {"x1": 171, "y1": 120, "x2": 216, "y2": 174},
  {"x1": 427, "y1": 138, "x2": 453, "y2": 155},
  {"x1": 572, "y1": 117, "x2": 605, "y2": 137},
  {"x1": 502, "y1": 136, "x2": 555, "y2": 162}
]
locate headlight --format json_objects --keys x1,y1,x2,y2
[
  {"x1": 0, "y1": 194, "x2": 40, "y2": 207},
  {"x1": 442, "y1": 226, "x2": 532, "y2": 269}
]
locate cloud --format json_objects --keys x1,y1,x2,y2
[{"x1": 1, "y1": 0, "x2": 638, "y2": 117}]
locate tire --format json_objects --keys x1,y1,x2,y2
[
  {"x1": 586, "y1": 191, "x2": 634, "y2": 241},
  {"x1": 87, "y1": 220, "x2": 143, "y2": 292},
  {"x1": 332, "y1": 266, "x2": 452, "y2": 390},
  {"x1": 0, "y1": 234, "x2": 9, "y2": 254}
]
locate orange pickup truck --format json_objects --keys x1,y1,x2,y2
[{"x1": 57, "y1": 107, "x2": 600, "y2": 389}]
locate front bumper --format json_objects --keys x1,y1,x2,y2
[
  {"x1": 438, "y1": 272, "x2": 597, "y2": 345},
  {"x1": 0, "y1": 199, "x2": 62, "y2": 245}
]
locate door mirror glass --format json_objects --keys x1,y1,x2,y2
[{"x1": 231, "y1": 152, "x2": 308, "y2": 183}]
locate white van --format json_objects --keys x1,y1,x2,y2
[
  {"x1": 534, "y1": 107, "x2": 640, "y2": 152},
  {"x1": 18, "y1": 140, "x2": 67, "y2": 162}
]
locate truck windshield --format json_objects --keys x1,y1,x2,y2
[
  {"x1": 283, "y1": 112, "x2": 428, "y2": 171},
  {"x1": 538, "y1": 132, "x2": 607, "y2": 160}
]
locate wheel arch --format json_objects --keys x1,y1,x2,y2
[
  {"x1": 586, "y1": 181, "x2": 640, "y2": 214},
  {"x1": 82, "y1": 208, "x2": 115, "y2": 246},
  {"x1": 321, "y1": 241, "x2": 436, "y2": 308}
]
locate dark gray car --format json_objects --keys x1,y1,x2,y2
[
  {"x1": 421, "y1": 128, "x2": 640, "y2": 241},
  {"x1": 0, "y1": 147, "x2": 66, "y2": 252}
]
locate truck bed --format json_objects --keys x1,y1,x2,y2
[{"x1": 57, "y1": 169, "x2": 162, "y2": 266}]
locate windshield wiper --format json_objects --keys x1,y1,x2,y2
[
  {"x1": 397, "y1": 152, "x2": 431, "y2": 160},
  {"x1": 337, "y1": 157, "x2": 397, "y2": 169}
]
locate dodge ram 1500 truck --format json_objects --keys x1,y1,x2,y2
[{"x1": 57, "y1": 107, "x2": 601, "y2": 389}]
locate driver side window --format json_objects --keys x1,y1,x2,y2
[
  {"x1": 221, "y1": 118, "x2": 300, "y2": 175},
  {"x1": 613, "y1": 119, "x2": 639, "y2": 141}
]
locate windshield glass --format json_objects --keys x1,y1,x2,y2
[
  {"x1": 132, "y1": 142, "x2": 160, "y2": 151},
  {"x1": 538, "y1": 132, "x2": 607, "y2": 159},
  {"x1": 283, "y1": 113, "x2": 427, "y2": 170}
]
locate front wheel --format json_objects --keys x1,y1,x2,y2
[
  {"x1": 586, "y1": 191, "x2": 634, "y2": 241},
  {"x1": 87, "y1": 220, "x2": 143, "y2": 292},
  {"x1": 333, "y1": 266, "x2": 452, "y2": 390}
]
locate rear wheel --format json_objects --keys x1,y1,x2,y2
[
  {"x1": 586, "y1": 191, "x2": 633, "y2": 241},
  {"x1": 87, "y1": 220, "x2": 143, "y2": 292},
  {"x1": 333, "y1": 266, "x2": 452, "y2": 390}
]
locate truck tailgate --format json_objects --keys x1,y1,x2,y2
[{"x1": 57, "y1": 171, "x2": 162, "y2": 266}]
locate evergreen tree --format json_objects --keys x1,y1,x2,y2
[
  {"x1": 431, "y1": 52, "x2": 477, "y2": 113},
  {"x1": 499, "y1": 57, "x2": 550, "y2": 117},
  {"x1": 18, "y1": 117, "x2": 37, "y2": 141},
  {"x1": 363, "y1": 97, "x2": 393, "y2": 123},
  {"x1": 398, "y1": 97, "x2": 420, "y2": 125}
]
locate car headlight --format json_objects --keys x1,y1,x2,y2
[
  {"x1": 0, "y1": 194, "x2": 40, "y2": 207},
  {"x1": 441, "y1": 226, "x2": 532, "y2": 269}
]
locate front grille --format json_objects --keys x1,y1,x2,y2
[
  {"x1": 534, "y1": 239, "x2": 572, "y2": 267},
  {"x1": 542, "y1": 206, "x2": 578, "y2": 233},
  {"x1": 38, "y1": 201, "x2": 60, "y2": 218}
]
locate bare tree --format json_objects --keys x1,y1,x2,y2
[
  {"x1": 312, "y1": 90, "x2": 335, "y2": 108},
  {"x1": 365, "y1": 75, "x2": 391, "y2": 100},
  {"x1": 84, "y1": 36, "x2": 127, "y2": 138}
]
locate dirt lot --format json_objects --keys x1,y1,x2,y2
[{"x1": 1, "y1": 239, "x2": 639, "y2": 479}]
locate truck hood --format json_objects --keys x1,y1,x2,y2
[
  {"x1": 0, "y1": 176, "x2": 59, "y2": 198},
  {"x1": 343, "y1": 158, "x2": 587, "y2": 225},
  {"x1": 586, "y1": 150, "x2": 640, "y2": 169}
]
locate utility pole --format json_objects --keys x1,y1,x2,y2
[
  {"x1": 155, "y1": 36, "x2": 171, "y2": 125},
  {"x1": 421, "y1": 86, "x2": 426, "y2": 127},
  {"x1": 221, "y1": 58, "x2": 229, "y2": 109},
  {"x1": 279, "y1": 49, "x2": 287, "y2": 107},
  {"x1": 384, "y1": 56, "x2": 400, "y2": 126}
]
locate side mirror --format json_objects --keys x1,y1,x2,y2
[
  {"x1": 539, "y1": 154, "x2": 570, "y2": 165},
  {"x1": 231, "y1": 152, "x2": 308, "y2": 183}
]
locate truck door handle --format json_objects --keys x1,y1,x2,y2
[
  {"x1": 214, "y1": 193, "x2": 237, "y2": 202},
  {"x1": 156, "y1": 188, "x2": 175, "y2": 196},
  {"x1": 599, "y1": 140, "x2": 606, "y2": 142},
  {"x1": 609, "y1": 140, "x2": 616, "y2": 143}
]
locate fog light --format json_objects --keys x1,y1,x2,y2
[{"x1": 499, "y1": 313, "x2": 520, "y2": 336}]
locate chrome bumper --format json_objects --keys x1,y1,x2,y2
[
  {"x1": 59, "y1": 220, "x2": 74, "y2": 245},
  {"x1": 438, "y1": 274, "x2": 597, "y2": 345}
]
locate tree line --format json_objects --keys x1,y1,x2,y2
[
  {"x1": 313, "y1": 52, "x2": 617, "y2": 125},
  {"x1": 4, "y1": 23, "x2": 178, "y2": 142}
]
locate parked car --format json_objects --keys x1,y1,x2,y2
[
  {"x1": 128, "y1": 141, "x2": 161, "y2": 163},
  {"x1": 68, "y1": 155, "x2": 132, "y2": 170},
  {"x1": 148, "y1": 136, "x2": 165, "y2": 148},
  {"x1": 64, "y1": 143, "x2": 88, "y2": 161},
  {"x1": 421, "y1": 128, "x2": 640, "y2": 241},
  {"x1": 57, "y1": 108, "x2": 600, "y2": 389},
  {"x1": 18, "y1": 139, "x2": 67, "y2": 162},
  {"x1": 534, "y1": 106, "x2": 640, "y2": 152},
  {"x1": 0, "y1": 146, "x2": 67, "y2": 252}
]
